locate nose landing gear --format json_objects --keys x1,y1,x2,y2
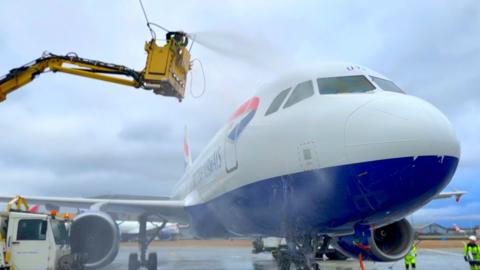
[{"x1": 275, "y1": 235, "x2": 325, "y2": 270}]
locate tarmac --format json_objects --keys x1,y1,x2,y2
[{"x1": 104, "y1": 243, "x2": 468, "y2": 270}]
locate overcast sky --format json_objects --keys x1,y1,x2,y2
[{"x1": 0, "y1": 1, "x2": 479, "y2": 226}]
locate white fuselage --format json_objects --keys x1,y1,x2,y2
[{"x1": 170, "y1": 63, "x2": 460, "y2": 238}]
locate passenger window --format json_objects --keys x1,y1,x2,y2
[
  {"x1": 265, "y1": 88, "x2": 291, "y2": 116},
  {"x1": 370, "y1": 76, "x2": 405, "y2": 93},
  {"x1": 317, "y1": 76, "x2": 375, "y2": 94},
  {"x1": 283, "y1": 80, "x2": 314, "y2": 109},
  {"x1": 17, "y1": 219, "x2": 47, "y2": 241}
]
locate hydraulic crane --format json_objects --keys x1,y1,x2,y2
[{"x1": 0, "y1": 31, "x2": 191, "y2": 102}]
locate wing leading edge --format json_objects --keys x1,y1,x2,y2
[
  {"x1": 433, "y1": 191, "x2": 466, "y2": 202},
  {"x1": 0, "y1": 195, "x2": 188, "y2": 222}
]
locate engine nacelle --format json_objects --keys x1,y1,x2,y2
[
  {"x1": 70, "y1": 211, "x2": 120, "y2": 268},
  {"x1": 333, "y1": 219, "x2": 414, "y2": 262}
]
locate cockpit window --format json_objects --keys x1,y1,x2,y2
[
  {"x1": 370, "y1": 76, "x2": 405, "y2": 93},
  {"x1": 265, "y1": 88, "x2": 291, "y2": 116},
  {"x1": 283, "y1": 80, "x2": 314, "y2": 109},
  {"x1": 317, "y1": 75, "x2": 375, "y2": 94}
]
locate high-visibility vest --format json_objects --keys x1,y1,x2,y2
[
  {"x1": 464, "y1": 243, "x2": 480, "y2": 261},
  {"x1": 405, "y1": 245, "x2": 416, "y2": 262}
]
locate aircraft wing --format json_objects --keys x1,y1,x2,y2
[
  {"x1": 0, "y1": 195, "x2": 188, "y2": 223},
  {"x1": 0, "y1": 190, "x2": 465, "y2": 222},
  {"x1": 433, "y1": 191, "x2": 466, "y2": 202}
]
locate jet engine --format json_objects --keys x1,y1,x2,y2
[
  {"x1": 333, "y1": 218, "x2": 414, "y2": 262},
  {"x1": 70, "y1": 211, "x2": 120, "y2": 268}
]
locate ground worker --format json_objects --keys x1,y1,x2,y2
[
  {"x1": 464, "y1": 235, "x2": 480, "y2": 270},
  {"x1": 404, "y1": 244, "x2": 417, "y2": 270}
]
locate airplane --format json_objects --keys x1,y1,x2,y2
[
  {"x1": 118, "y1": 221, "x2": 181, "y2": 241},
  {"x1": 0, "y1": 63, "x2": 462, "y2": 270},
  {"x1": 453, "y1": 224, "x2": 466, "y2": 234}
]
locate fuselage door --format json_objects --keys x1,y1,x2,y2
[
  {"x1": 225, "y1": 123, "x2": 239, "y2": 173},
  {"x1": 224, "y1": 97, "x2": 259, "y2": 173}
]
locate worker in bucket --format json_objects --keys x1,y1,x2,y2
[
  {"x1": 404, "y1": 244, "x2": 417, "y2": 269},
  {"x1": 465, "y1": 235, "x2": 480, "y2": 270}
]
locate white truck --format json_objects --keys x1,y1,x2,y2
[{"x1": 0, "y1": 210, "x2": 85, "y2": 270}]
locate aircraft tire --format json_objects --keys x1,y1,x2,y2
[
  {"x1": 325, "y1": 250, "x2": 348, "y2": 261},
  {"x1": 128, "y1": 253, "x2": 139, "y2": 270},
  {"x1": 148, "y1": 252, "x2": 158, "y2": 270},
  {"x1": 277, "y1": 250, "x2": 291, "y2": 270},
  {"x1": 252, "y1": 238, "x2": 264, "y2": 253}
]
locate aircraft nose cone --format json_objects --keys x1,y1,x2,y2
[
  {"x1": 345, "y1": 94, "x2": 460, "y2": 162},
  {"x1": 344, "y1": 94, "x2": 460, "y2": 219}
]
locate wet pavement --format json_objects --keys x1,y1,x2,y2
[{"x1": 104, "y1": 246, "x2": 467, "y2": 270}]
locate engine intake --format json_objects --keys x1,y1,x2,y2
[
  {"x1": 333, "y1": 218, "x2": 414, "y2": 262},
  {"x1": 70, "y1": 211, "x2": 120, "y2": 268}
]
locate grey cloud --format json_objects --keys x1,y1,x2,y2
[{"x1": 118, "y1": 120, "x2": 174, "y2": 143}]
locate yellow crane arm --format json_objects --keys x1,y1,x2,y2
[
  {"x1": 6, "y1": 195, "x2": 29, "y2": 212},
  {"x1": 0, "y1": 53, "x2": 141, "y2": 102},
  {"x1": 0, "y1": 33, "x2": 191, "y2": 102}
]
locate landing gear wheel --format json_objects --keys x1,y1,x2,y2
[
  {"x1": 277, "y1": 250, "x2": 291, "y2": 270},
  {"x1": 325, "y1": 250, "x2": 348, "y2": 261},
  {"x1": 128, "y1": 253, "x2": 139, "y2": 270},
  {"x1": 252, "y1": 238, "x2": 264, "y2": 254},
  {"x1": 147, "y1": 252, "x2": 158, "y2": 270},
  {"x1": 278, "y1": 258, "x2": 291, "y2": 270}
]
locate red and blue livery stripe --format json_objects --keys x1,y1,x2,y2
[{"x1": 227, "y1": 97, "x2": 259, "y2": 141}]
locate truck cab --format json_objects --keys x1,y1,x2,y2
[{"x1": 0, "y1": 211, "x2": 77, "y2": 270}]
